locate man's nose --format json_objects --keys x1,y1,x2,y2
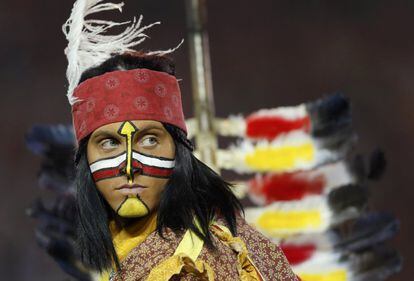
[{"x1": 119, "y1": 162, "x2": 142, "y2": 177}]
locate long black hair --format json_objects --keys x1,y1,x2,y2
[{"x1": 74, "y1": 53, "x2": 243, "y2": 273}]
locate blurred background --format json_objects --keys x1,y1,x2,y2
[{"x1": 1, "y1": 0, "x2": 412, "y2": 280}]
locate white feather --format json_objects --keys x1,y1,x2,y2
[
  {"x1": 250, "y1": 104, "x2": 308, "y2": 120},
  {"x1": 62, "y1": 0, "x2": 182, "y2": 104}
]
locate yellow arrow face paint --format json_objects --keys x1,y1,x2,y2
[
  {"x1": 116, "y1": 121, "x2": 149, "y2": 218},
  {"x1": 118, "y1": 121, "x2": 138, "y2": 183}
]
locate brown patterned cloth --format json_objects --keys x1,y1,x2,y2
[{"x1": 113, "y1": 216, "x2": 298, "y2": 281}]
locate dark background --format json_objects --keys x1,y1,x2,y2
[{"x1": 1, "y1": 0, "x2": 412, "y2": 280}]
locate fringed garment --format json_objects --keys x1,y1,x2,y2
[{"x1": 107, "y1": 215, "x2": 298, "y2": 281}]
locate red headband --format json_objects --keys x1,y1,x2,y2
[{"x1": 72, "y1": 68, "x2": 186, "y2": 142}]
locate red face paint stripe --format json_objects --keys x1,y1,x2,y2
[
  {"x1": 92, "y1": 168, "x2": 120, "y2": 182},
  {"x1": 142, "y1": 165, "x2": 173, "y2": 177},
  {"x1": 246, "y1": 115, "x2": 311, "y2": 140},
  {"x1": 132, "y1": 161, "x2": 173, "y2": 178},
  {"x1": 91, "y1": 160, "x2": 174, "y2": 182}
]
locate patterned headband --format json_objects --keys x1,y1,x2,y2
[{"x1": 72, "y1": 68, "x2": 187, "y2": 142}]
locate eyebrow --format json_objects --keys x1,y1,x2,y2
[
  {"x1": 134, "y1": 122, "x2": 165, "y2": 131},
  {"x1": 91, "y1": 130, "x2": 119, "y2": 141},
  {"x1": 135, "y1": 125, "x2": 166, "y2": 136}
]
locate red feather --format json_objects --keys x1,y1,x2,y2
[
  {"x1": 249, "y1": 172, "x2": 326, "y2": 202},
  {"x1": 281, "y1": 243, "x2": 316, "y2": 265},
  {"x1": 246, "y1": 115, "x2": 311, "y2": 140}
]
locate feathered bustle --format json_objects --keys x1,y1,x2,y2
[{"x1": 26, "y1": 124, "x2": 89, "y2": 279}]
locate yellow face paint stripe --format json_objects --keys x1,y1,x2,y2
[
  {"x1": 257, "y1": 209, "x2": 323, "y2": 231},
  {"x1": 118, "y1": 121, "x2": 138, "y2": 183},
  {"x1": 245, "y1": 142, "x2": 315, "y2": 171},
  {"x1": 298, "y1": 269, "x2": 347, "y2": 281},
  {"x1": 117, "y1": 197, "x2": 149, "y2": 217}
]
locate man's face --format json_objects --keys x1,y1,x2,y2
[{"x1": 87, "y1": 120, "x2": 175, "y2": 218}]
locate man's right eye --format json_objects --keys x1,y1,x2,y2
[{"x1": 100, "y1": 138, "x2": 120, "y2": 149}]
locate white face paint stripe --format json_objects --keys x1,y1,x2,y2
[
  {"x1": 90, "y1": 152, "x2": 175, "y2": 173},
  {"x1": 132, "y1": 152, "x2": 175, "y2": 169},
  {"x1": 90, "y1": 154, "x2": 126, "y2": 173}
]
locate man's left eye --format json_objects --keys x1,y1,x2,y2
[{"x1": 140, "y1": 136, "x2": 158, "y2": 147}]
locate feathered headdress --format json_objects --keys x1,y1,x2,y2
[
  {"x1": 62, "y1": 0, "x2": 183, "y2": 105},
  {"x1": 62, "y1": 0, "x2": 186, "y2": 142}
]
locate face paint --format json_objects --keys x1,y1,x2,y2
[
  {"x1": 89, "y1": 150, "x2": 175, "y2": 182},
  {"x1": 117, "y1": 195, "x2": 150, "y2": 218},
  {"x1": 116, "y1": 121, "x2": 143, "y2": 217},
  {"x1": 118, "y1": 121, "x2": 137, "y2": 183},
  {"x1": 87, "y1": 120, "x2": 176, "y2": 219}
]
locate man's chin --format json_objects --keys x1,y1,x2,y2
[{"x1": 116, "y1": 197, "x2": 149, "y2": 218}]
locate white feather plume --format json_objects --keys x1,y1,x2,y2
[{"x1": 62, "y1": 0, "x2": 183, "y2": 105}]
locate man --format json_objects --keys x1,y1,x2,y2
[{"x1": 62, "y1": 1, "x2": 298, "y2": 280}]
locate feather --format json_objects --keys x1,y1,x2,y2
[
  {"x1": 245, "y1": 105, "x2": 311, "y2": 140},
  {"x1": 247, "y1": 161, "x2": 355, "y2": 204},
  {"x1": 328, "y1": 184, "x2": 368, "y2": 214},
  {"x1": 25, "y1": 124, "x2": 75, "y2": 155},
  {"x1": 291, "y1": 251, "x2": 349, "y2": 280},
  {"x1": 27, "y1": 196, "x2": 89, "y2": 280},
  {"x1": 217, "y1": 131, "x2": 346, "y2": 173},
  {"x1": 281, "y1": 243, "x2": 317, "y2": 265},
  {"x1": 277, "y1": 212, "x2": 399, "y2": 267},
  {"x1": 212, "y1": 94, "x2": 354, "y2": 145},
  {"x1": 26, "y1": 124, "x2": 86, "y2": 279},
  {"x1": 307, "y1": 93, "x2": 352, "y2": 138},
  {"x1": 244, "y1": 195, "x2": 364, "y2": 237},
  {"x1": 25, "y1": 125, "x2": 76, "y2": 192},
  {"x1": 249, "y1": 172, "x2": 326, "y2": 203},
  {"x1": 352, "y1": 247, "x2": 402, "y2": 281},
  {"x1": 34, "y1": 228, "x2": 91, "y2": 281},
  {"x1": 333, "y1": 212, "x2": 400, "y2": 253},
  {"x1": 62, "y1": 0, "x2": 182, "y2": 104},
  {"x1": 307, "y1": 93, "x2": 356, "y2": 155},
  {"x1": 290, "y1": 247, "x2": 402, "y2": 281},
  {"x1": 350, "y1": 150, "x2": 387, "y2": 182},
  {"x1": 245, "y1": 182, "x2": 371, "y2": 237}
]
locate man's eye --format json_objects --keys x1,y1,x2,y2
[
  {"x1": 140, "y1": 136, "x2": 158, "y2": 148},
  {"x1": 100, "y1": 139, "x2": 119, "y2": 149}
]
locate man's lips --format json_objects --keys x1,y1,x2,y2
[{"x1": 116, "y1": 184, "x2": 147, "y2": 196}]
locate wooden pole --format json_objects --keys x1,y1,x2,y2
[{"x1": 185, "y1": 0, "x2": 218, "y2": 171}]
